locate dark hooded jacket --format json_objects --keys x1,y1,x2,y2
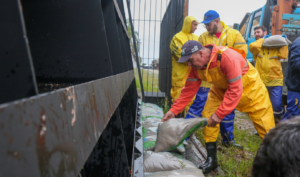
[{"x1": 285, "y1": 36, "x2": 300, "y2": 92}]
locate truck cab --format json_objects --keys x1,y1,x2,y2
[
  {"x1": 238, "y1": 3, "x2": 273, "y2": 63},
  {"x1": 235, "y1": 0, "x2": 300, "y2": 98}
]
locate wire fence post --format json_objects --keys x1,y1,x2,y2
[{"x1": 126, "y1": 0, "x2": 145, "y2": 101}]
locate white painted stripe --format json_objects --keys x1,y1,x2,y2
[
  {"x1": 187, "y1": 78, "x2": 199, "y2": 82},
  {"x1": 222, "y1": 120, "x2": 234, "y2": 123},
  {"x1": 228, "y1": 75, "x2": 242, "y2": 83},
  {"x1": 187, "y1": 112, "x2": 201, "y2": 118}
]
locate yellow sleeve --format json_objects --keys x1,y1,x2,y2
[
  {"x1": 278, "y1": 46, "x2": 289, "y2": 59},
  {"x1": 234, "y1": 31, "x2": 248, "y2": 56},
  {"x1": 170, "y1": 37, "x2": 183, "y2": 60},
  {"x1": 249, "y1": 38, "x2": 264, "y2": 57}
]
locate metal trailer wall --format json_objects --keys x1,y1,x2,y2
[
  {"x1": 0, "y1": 0, "x2": 141, "y2": 176},
  {"x1": 159, "y1": 0, "x2": 185, "y2": 102}
]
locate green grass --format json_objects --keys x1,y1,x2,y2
[
  {"x1": 195, "y1": 116, "x2": 261, "y2": 177},
  {"x1": 134, "y1": 68, "x2": 160, "y2": 92}
]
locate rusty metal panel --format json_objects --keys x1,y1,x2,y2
[{"x1": 0, "y1": 71, "x2": 134, "y2": 177}]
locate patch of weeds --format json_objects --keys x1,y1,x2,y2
[
  {"x1": 157, "y1": 98, "x2": 170, "y2": 114},
  {"x1": 195, "y1": 122, "x2": 261, "y2": 177}
]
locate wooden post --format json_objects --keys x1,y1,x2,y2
[
  {"x1": 184, "y1": 0, "x2": 189, "y2": 18},
  {"x1": 272, "y1": 6, "x2": 279, "y2": 35},
  {"x1": 273, "y1": 0, "x2": 296, "y2": 35}
]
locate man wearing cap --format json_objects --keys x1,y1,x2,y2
[
  {"x1": 185, "y1": 10, "x2": 247, "y2": 148},
  {"x1": 162, "y1": 41, "x2": 275, "y2": 174},
  {"x1": 170, "y1": 16, "x2": 199, "y2": 115}
]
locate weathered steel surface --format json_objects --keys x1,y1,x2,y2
[
  {"x1": 0, "y1": 71, "x2": 134, "y2": 177},
  {"x1": 80, "y1": 83, "x2": 139, "y2": 177},
  {"x1": 80, "y1": 108, "x2": 130, "y2": 177}
]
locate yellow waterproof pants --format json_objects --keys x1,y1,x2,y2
[
  {"x1": 201, "y1": 63, "x2": 275, "y2": 142},
  {"x1": 171, "y1": 86, "x2": 195, "y2": 116}
]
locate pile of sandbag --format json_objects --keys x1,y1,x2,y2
[{"x1": 141, "y1": 102, "x2": 207, "y2": 176}]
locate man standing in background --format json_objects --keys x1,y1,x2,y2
[
  {"x1": 170, "y1": 16, "x2": 199, "y2": 115},
  {"x1": 249, "y1": 26, "x2": 288, "y2": 122}
]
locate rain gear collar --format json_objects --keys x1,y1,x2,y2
[
  {"x1": 208, "y1": 21, "x2": 228, "y2": 37},
  {"x1": 181, "y1": 16, "x2": 199, "y2": 34}
]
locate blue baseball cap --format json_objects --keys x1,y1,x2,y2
[
  {"x1": 178, "y1": 41, "x2": 203, "y2": 63},
  {"x1": 201, "y1": 10, "x2": 219, "y2": 24}
]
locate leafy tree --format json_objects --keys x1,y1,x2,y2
[{"x1": 127, "y1": 19, "x2": 142, "y2": 64}]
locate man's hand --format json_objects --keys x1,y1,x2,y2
[
  {"x1": 161, "y1": 111, "x2": 175, "y2": 122},
  {"x1": 208, "y1": 113, "x2": 222, "y2": 127}
]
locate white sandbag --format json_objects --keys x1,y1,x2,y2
[
  {"x1": 155, "y1": 118, "x2": 208, "y2": 152},
  {"x1": 143, "y1": 151, "x2": 197, "y2": 172},
  {"x1": 143, "y1": 135, "x2": 157, "y2": 151},
  {"x1": 144, "y1": 127, "x2": 158, "y2": 137},
  {"x1": 142, "y1": 118, "x2": 161, "y2": 129},
  {"x1": 185, "y1": 134, "x2": 207, "y2": 168},
  {"x1": 143, "y1": 103, "x2": 164, "y2": 112},
  {"x1": 141, "y1": 103, "x2": 164, "y2": 120},
  {"x1": 142, "y1": 109, "x2": 164, "y2": 120},
  {"x1": 262, "y1": 35, "x2": 292, "y2": 47},
  {"x1": 144, "y1": 169, "x2": 205, "y2": 177}
]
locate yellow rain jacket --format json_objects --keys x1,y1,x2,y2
[
  {"x1": 170, "y1": 16, "x2": 198, "y2": 113},
  {"x1": 249, "y1": 38, "x2": 289, "y2": 86},
  {"x1": 198, "y1": 21, "x2": 248, "y2": 88}
]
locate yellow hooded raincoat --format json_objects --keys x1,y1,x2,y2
[
  {"x1": 170, "y1": 16, "x2": 198, "y2": 112},
  {"x1": 198, "y1": 21, "x2": 248, "y2": 88},
  {"x1": 249, "y1": 38, "x2": 289, "y2": 86}
]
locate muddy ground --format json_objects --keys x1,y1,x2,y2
[{"x1": 234, "y1": 110, "x2": 257, "y2": 135}]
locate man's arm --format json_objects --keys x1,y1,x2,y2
[
  {"x1": 234, "y1": 31, "x2": 248, "y2": 56},
  {"x1": 215, "y1": 51, "x2": 244, "y2": 119},
  {"x1": 170, "y1": 68, "x2": 201, "y2": 115},
  {"x1": 278, "y1": 46, "x2": 289, "y2": 59},
  {"x1": 170, "y1": 37, "x2": 183, "y2": 60},
  {"x1": 249, "y1": 38, "x2": 264, "y2": 61}
]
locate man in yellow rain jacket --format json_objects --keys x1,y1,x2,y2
[
  {"x1": 249, "y1": 26, "x2": 288, "y2": 122},
  {"x1": 162, "y1": 41, "x2": 275, "y2": 174},
  {"x1": 170, "y1": 16, "x2": 198, "y2": 114},
  {"x1": 185, "y1": 10, "x2": 247, "y2": 149}
]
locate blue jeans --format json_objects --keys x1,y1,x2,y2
[
  {"x1": 282, "y1": 90, "x2": 300, "y2": 121},
  {"x1": 266, "y1": 86, "x2": 284, "y2": 117}
]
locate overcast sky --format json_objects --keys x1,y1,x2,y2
[{"x1": 189, "y1": 0, "x2": 267, "y2": 36}]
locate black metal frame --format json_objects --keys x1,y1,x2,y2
[
  {"x1": 159, "y1": 0, "x2": 185, "y2": 103},
  {"x1": 0, "y1": 0, "x2": 142, "y2": 176}
]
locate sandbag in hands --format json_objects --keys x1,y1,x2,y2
[
  {"x1": 155, "y1": 118, "x2": 208, "y2": 152},
  {"x1": 262, "y1": 35, "x2": 292, "y2": 48}
]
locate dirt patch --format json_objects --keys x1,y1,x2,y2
[{"x1": 234, "y1": 111, "x2": 257, "y2": 135}]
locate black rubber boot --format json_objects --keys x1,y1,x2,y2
[
  {"x1": 199, "y1": 142, "x2": 218, "y2": 174},
  {"x1": 274, "y1": 115, "x2": 282, "y2": 124},
  {"x1": 222, "y1": 142, "x2": 244, "y2": 150}
]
